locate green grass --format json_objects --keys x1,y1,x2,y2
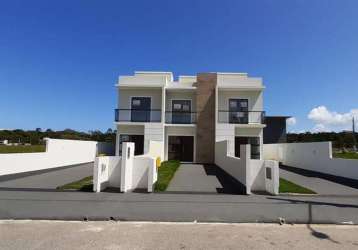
[
  {"x1": 56, "y1": 176, "x2": 93, "y2": 192},
  {"x1": 154, "y1": 160, "x2": 180, "y2": 192},
  {"x1": 0, "y1": 145, "x2": 46, "y2": 154},
  {"x1": 333, "y1": 152, "x2": 358, "y2": 160},
  {"x1": 279, "y1": 178, "x2": 316, "y2": 194}
]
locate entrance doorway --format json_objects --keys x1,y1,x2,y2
[
  {"x1": 119, "y1": 134, "x2": 144, "y2": 156},
  {"x1": 168, "y1": 136, "x2": 194, "y2": 162},
  {"x1": 235, "y1": 137, "x2": 260, "y2": 159}
]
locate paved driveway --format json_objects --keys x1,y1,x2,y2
[
  {"x1": 166, "y1": 164, "x2": 245, "y2": 194},
  {"x1": 0, "y1": 163, "x2": 93, "y2": 190},
  {"x1": 280, "y1": 165, "x2": 358, "y2": 196}
]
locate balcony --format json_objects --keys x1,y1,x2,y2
[
  {"x1": 115, "y1": 109, "x2": 161, "y2": 123},
  {"x1": 165, "y1": 111, "x2": 197, "y2": 124},
  {"x1": 218, "y1": 111, "x2": 265, "y2": 124}
]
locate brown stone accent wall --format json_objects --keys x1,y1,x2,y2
[{"x1": 195, "y1": 73, "x2": 217, "y2": 163}]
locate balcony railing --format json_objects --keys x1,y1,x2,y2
[
  {"x1": 165, "y1": 111, "x2": 197, "y2": 124},
  {"x1": 115, "y1": 109, "x2": 161, "y2": 122},
  {"x1": 218, "y1": 111, "x2": 265, "y2": 124}
]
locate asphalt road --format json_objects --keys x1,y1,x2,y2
[
  {"x1": 0, "y1": 190, "x2": 357, "y2": 224},
  {"x1": 0, "y1": 163, "x2": 93, "y2": 190},
  {"x1": 1, "y1": 221, "x2": 357, "y2": 250},
  {"x1": 280, "y1": 167, "x2": 358, "y2": 195}
]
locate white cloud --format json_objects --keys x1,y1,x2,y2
[
  {"x1": 308, "y1": 106, "x2": 358, "y2": 132},
  {"x1": 286, "y1": 117, "x2": 297, "y2": 126},
  {"x1": 312, "y1": 124, "x2": 329, "y2": 132}
]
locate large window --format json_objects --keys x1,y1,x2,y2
[
  {"x1": 229, "y1": 99, "x2": 248, "y2": 124},
  {"x1": 131, "y1": 97, "x2": 151, "y2": 122},
  {"x1": 171, "y1": 100, "x2": 191, "y2": 124}
]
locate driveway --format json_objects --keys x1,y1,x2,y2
[
  {"x1": 166, "y1": 164, "x2": 245, "y2": 194},
  {"x1": 0, "y1": 163, "x2": 93, "y2": 190},
  {"x1": 280, "y1": 165, "x2": 358, "y2": 196}
]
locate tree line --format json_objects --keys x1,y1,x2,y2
[
  {"x1": 0, "y1": 128, "x2": 116, "y2": 145},
  {"x1": 287, "y1": 131, "x2": 358, "y2": 149}
]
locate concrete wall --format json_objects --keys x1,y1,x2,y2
[
  {"x1": 147, "y1": 140, "x2": 164, "y2": 162},
  {"x1": 215, "y1": 140, "x2": 249, "y2": 192},
  {"x1": 216, "y1": 124, "x2": 236, "y2": 156},
  {"x1": 93, "y1": 156, "x2": 121, "y2": 192},
  {"x1": 0, "y1": 138, "x2": 97, "y2": 176},
  {"x1": 144, "y1": 123, "x2": 164, "y2": 154},
  {"x1": 215, "y1": 140, "x2": 279, "y2": 195},
  {"x1": 263, "y1": 142, "x2": 358, "y2": 180},
  {"x1": 94, "y1": 141, "x2": 159, "y2": 193}
]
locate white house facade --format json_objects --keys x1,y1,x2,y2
[{"x1": 115, "y1": 71, "x2": 266, "y2": 164}]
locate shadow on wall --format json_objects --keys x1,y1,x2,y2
[{"x1": 203, "y1": 164, "x2": 246, "y2": 194}]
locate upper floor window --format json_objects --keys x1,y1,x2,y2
[
  {"x1": 229, "y1": 99, "x2": 248, "y2": 124},
  {"x1": 131, "y1": 97, "x2": 151, "y2": 122}
]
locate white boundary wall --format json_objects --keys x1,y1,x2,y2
[
  {"x1": 93, "y1": 156, "x2": 121, "y2": 192},
  {"x1": 94, "y1": 141, "x2": 160, "y2": 193},
  {"x1": 215, "y1": 140, "x2": 279, "y2": 195},
  {"x1": 0, "y1": 138, "x2": 97, "y2": 176},
  {"x1": 264, "y1": 142, "x2": 358, "y2": 180}
]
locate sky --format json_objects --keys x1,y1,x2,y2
[{"x1": 0, "y1": 0, "x2": 357, "y2": 133}]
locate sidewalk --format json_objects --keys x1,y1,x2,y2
[{"x1": 1, "y1": 221, "x2": 357, "y2": 250}]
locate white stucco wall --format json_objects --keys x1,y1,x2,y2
[
  {"x1": 217, "y1": 73, "x2": 263, "y2": 88},
  {"x1": 218, "y1": 90, "x2": 263, "y2": 111},
  {"x1": 216, "y1": 124, "x2": 236, "y2": 156},
  {"x1": 93, "y1": 156, "x2": 121, "y2": 192},
  {"x1": 215, "y1": 140, "x2": 279, "y2": 195},
  {"x1": 0, "y1": 138, "x2": 97, "y2": 177},
  {"x1": 144, "y1": 123, "x2": 164, "y2": 154},
  {"x1": 94, "y1": 141, "x2": 159, "y2": 193},
  {"x1": 263, "y1": 142, "x2": 358, "y2": 180},
  {"x1": 118, "y1": 89, "x2": 162, "y2": 110},
  {"x1": 215, "y1": 140, "x2": 249, "y2": 192},
  {"x1": 165, "y1": 91, "x2": 196, "y2": 111}
]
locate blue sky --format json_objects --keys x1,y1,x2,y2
[{"x1": 0, "y1": 0, "x2": 357, "y2": 132}]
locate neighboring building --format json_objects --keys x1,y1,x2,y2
[
  {"x1": 0, "y1": 140, "x2": 9, "y2": 145},
  {"x1": 115, "y1": 71, "x2": 266, "y2": 163},
  {"x1": 263, "y1": 116, "x2": 290, "y2": 144}
]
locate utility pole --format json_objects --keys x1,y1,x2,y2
[{"x1": 353, "y1": 116, "x2": 357, "y2": 152}]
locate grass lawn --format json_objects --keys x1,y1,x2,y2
[
  {"x1": 154, "y1": 160, "x2": 180, "y2": 192},
  {"x1": 56, "y1": 176, "x2": 93, "y2": 192},
  {"x1": 279, "y1": 178, "x2": 316, "y2": 194},
  {"x1": 333, "y1": 152, "x2": 358, "y2": 160},
  {"x1": 0, "y1": 145, "x2": 46, "y2": 154}
]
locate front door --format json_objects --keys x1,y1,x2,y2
[
  {"x1": 172, "y1": 100, "x2": 191, "y2": 124},
  {"x1": 131, "y1": 97, "x2": 151, "y2": 122},
  {"x1": 168, "y1": 136, "x2": 194, "y2": 162},
  {"x1": 229, "y1": 99, "x2": 248, "y2": 123}
]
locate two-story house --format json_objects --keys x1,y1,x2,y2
[{"x1": 115, "y1": 71, "x2": 265, "y2": 164}]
